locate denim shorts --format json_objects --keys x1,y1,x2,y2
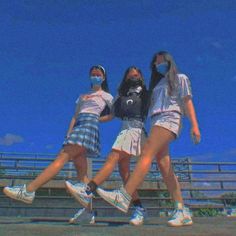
[{"x1": 151, "y1": 111, "x2": 182, "y2": 138}]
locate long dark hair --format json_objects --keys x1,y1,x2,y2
[
  {"x1": 89, "y1": 65, "x2": 110, "y2": 116},
  {"x1": 149, "y1": 51, "x2": 178, "y2": 95},
  {"x1": 117, "y1": 66, "x2": 149, "y2": 119},
  {"x1": 118, "y1": 66, "x2": 146, "y2": 96},
  {"x1": 89, "y1": 65, "x2": 109, "y2": 92}
]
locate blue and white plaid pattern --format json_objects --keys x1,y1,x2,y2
[{"x1": 63, "y1": 113, "x2": 100, "y2": 158}]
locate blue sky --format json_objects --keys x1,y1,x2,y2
[{"x1": 0, "y1": 0, "x2": 236, "y2": 162}]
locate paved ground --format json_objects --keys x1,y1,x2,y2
[{"x1": 0, "y1": 217, "x2": 235, "y2": 236}]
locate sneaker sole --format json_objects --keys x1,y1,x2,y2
[
  {"x1": 96, "y1": 188, "x2": 128, "y2": 213},
  {"x1": 167, "y1": 220, "x2": 193, "y2": 227},
  {"x1": 129, "y1": 221, "x2": 144, "y2": 226},
  {"x1": 69, "y1": 216, "x2": 95, "y2": 225},
  {"x1": 65, "y1": 182, "x2": 90, "y2": 208},
  {"x1": 69, "y1": 218, "x2": 79, "y2": 224},
  {"x1": 3, "y1": 188, "x2": 33, "y2": 204}
]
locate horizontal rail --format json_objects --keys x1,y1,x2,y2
[
  {"x1": 1, "y1": 175, "x2": 236, "y2": 183},
  {"x1": 0, "y1": 205, "x2": 227, "y2": 210},
  {"x1": 0, "y1": 195, "x2": 235, "y2": 201},
  {"x1": 1, "y1": 155, "x2": 236, "y2": 164},
  {"x1": 1, "y1": 164, "x2": 236, "y2": 172}
]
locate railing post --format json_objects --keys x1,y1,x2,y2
[
  {"x1": 188, "y1": 158, "x2": 193, "y2": 199},
  {"x1": 218, "y1": 164, "x2": 224, "y2": 190}
]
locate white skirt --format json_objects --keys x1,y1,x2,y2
[{"x1": 112, "y1": 119, "x2": 147, "y2": 156}]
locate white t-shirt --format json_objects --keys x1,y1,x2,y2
[
  {"x1": 75, "y1": 90, "x2": 113, "y2": 116},
  {"x1": 149, "y1": 73, "x2": 192, "y2": 116}
]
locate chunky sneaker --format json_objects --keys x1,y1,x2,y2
[
  {"x1": 168, "y1": 207, "x2": 193, "y2": 227},
  {"x1": 69, "y1": 208, "x2": 95, "y2": 225},
  {"x1": 183, "y1": 206, "x2": 193, "y2": 217},
  {"x1": 129, "y1": 206, "x2": 146, "y2": 226},
  {"x1": 3, "y1": 184, "x2": 35, "y2": 204},
  {"x1": 65, "y1": 181, "x2": 92, "y2": 208},
  {"x1": 96, "y1": 187, "x2": 131, "y2": 213}
]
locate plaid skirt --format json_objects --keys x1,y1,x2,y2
[
  {"x1": 63, "y1": 113, "x2": 100, "y2": 158},
  {"x1": 112, "y1": 119, "x2": 147, "y2": 157}
]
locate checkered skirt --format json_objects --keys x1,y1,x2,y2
[{"x1": 63, "y1": 113, "x2": 100, "y2": 158}]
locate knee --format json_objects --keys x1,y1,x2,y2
[
  {"x1": 55, "y1": 152, "x2": 69, "y2": 165},
  {"x1": 157, "y1": 160, "x2": 174, "y2": 179},
  {"x1": 138, "y1": 156, "x2": 152, "y2": 171}
]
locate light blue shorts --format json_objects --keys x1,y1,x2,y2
[{"x1": 151, "y1": 111, "x2": 182, "y2": 138}]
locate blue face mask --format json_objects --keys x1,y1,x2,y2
[
  {"x1": 90, "y1": 76, "x2": 103, "y2": 86},
  {"x1": 156, "y1": 62, "x2": 169, "y2": 76}
]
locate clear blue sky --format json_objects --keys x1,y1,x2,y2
[{"x1": 0, "y1": 0, "x2": 236, "y2": 162}]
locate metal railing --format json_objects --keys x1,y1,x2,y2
[{"x1": 0, "y1": 152, "x2": 236, "y2": 212}]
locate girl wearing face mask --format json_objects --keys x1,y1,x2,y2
[
  {"x1": 65, "y1": 66, "x2": 149, "y2": 226},
  {"x1": 3, "y1": 65, "x2": 113, "y2": 220},
  {"x1": 95, "y1": 51, "x2": 201, "y2": 227}
]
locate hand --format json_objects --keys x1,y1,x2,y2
[{"x1": 191, "y1": 126, "x2": 201, "y2": 144}]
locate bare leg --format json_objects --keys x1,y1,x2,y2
[
  {"x1": 156, "y1": 146, "x2": 183, "y2": 204},
  {"x1": 118, "y1": 156, "x2": 140, "y2": 201},
  {"x1": 125, "y1": 126, "x2": 175, "y2": 196},
  {"x1": 27, "y1": 144, "x2": 86, "y2": 192},
  {"x1": 73, "y1": 153, "x2": 93, "y2": 210},
  {"x1": 92, "y1": 150, "x2": 123, "y2": 185},
  {"x1": 73, "y1": 154, "x2": 90, "y2": 184}
]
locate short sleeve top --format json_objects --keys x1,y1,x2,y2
[
  {"x1": 149, "y1": 73, "x2": 192, "y2": 116},
  {"x1": 74, "y1": 90, "x2": 113, "y2": 117}
]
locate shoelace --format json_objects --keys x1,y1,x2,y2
[
  {"x1": 133, "y1": 208, "x2": 145, "y2": 218},
  {"x1": 114, "y1": 191, "x2": 120, "y2": 205},
  {"x1": 171, "y1": 209, "x2": 183, "y2": 219},
  {"x1": 17, "y1": 188, "x2": 24, "y2": 199},
  {"x1": 133, "y1": 211, "x2": 141, "y2": 218},
  {"x1": 74, "y1": 183, "x2": 86, "y2": 188}
]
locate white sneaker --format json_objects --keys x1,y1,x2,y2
[
  {"x1": 183, "y1": 206, "x2": 193, "y2": 218},
  {"x1": 3, "y1": 184, "x2": 35, "y2": 204},
  {"x1": 129, "y1": 206, "x2": 146, "y2": 226},
  {"x1": 168, "y1": 207, "x2": 193, "y2": 227},
  {"x1": 69, "y1": 208, "x2": 95, "y2": 225},
  {"x1": 96, "y1": 187, "x2": 131, "y2": 213},
  {"x1": 65, "y1": 181, "x2": 92, "y2": 208}
]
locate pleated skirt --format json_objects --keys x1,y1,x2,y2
[{"x1": 63, "y1": 113, "x2": 100, "y2": 158}]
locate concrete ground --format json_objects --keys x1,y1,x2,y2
[{"x1": 0, "y1": 217, "x2": 235, "y2": 236}]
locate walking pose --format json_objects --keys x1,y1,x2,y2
[
  {"x1": 96, "y1": 51, "x2": 201, "y2": 227},
  {"x1": 66, "y1": 66, "x2": 149, "y2": 225},
  {"x1": 3, "y1": 65, "x2": 113, "y2": 224}
]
